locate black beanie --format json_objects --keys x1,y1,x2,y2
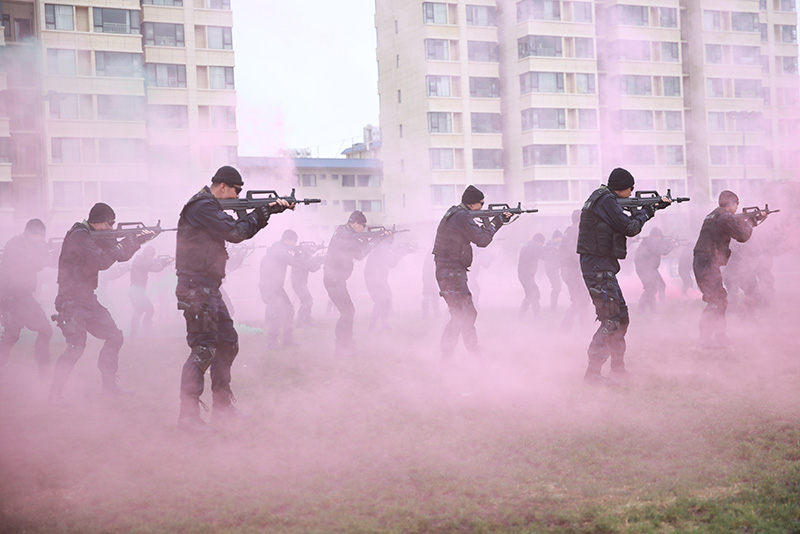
[
  {"x1": 718, "y1": 190, "x2": 739, "y2": 207},
  {"x1": 461, "y1": 185, "x2": 484, "y2": 205},
  {"x1": 24, "y1": 218, "x2": 46, "y2": 235},
  {"x1": 211, "y1": 165, "x2": 244, "y2": 186},
  {"x1": 88, "y1": 202, "x2": 116, "y2": 224},
  {"x1": 348, "y1": 210, "x2": 367, "y2": 225},
  {"x1": 607, "y1": 168, "x2": 635, "y2": 191},
  {"x1": 282, "y1": 229, "x2": 298, "y2": 241}
]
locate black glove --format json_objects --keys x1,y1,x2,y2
[
  {"x1": 642, "y1": 204, "x2": 656, "y2": 219},
  {"x1": 491, "y1": 215, "x2": 504, "y2": 230},
  {"x1": 254, "y1": 205, "x2": 270, "y2": 229}
]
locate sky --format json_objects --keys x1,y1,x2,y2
[{"x1": 233, "y1": 1, "x2": 380, "y2": 159}]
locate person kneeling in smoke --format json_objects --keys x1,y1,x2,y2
[
  {"x1": 49, "y1": 203, "x2": 153, "y2": 403},
  {"x1": 432, "y1": 185, "x2": 508, "y2": 360},
  {"x1": 577, "y1": 168, "x2": 667, "y2": 384},
  {"x1": 175, "y1": 166, "x2": 292, "y2": 431}
]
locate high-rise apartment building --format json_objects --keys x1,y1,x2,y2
[
  {"x1": 376, "y1": 0, "x2": 799, "y2": 225},
  {"x1": 0, "y1": 0, "x2": 238, "y2": 228}
]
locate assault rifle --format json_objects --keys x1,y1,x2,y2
[
  {"x1": 741, "y1": 204, "x2": 779, "y2": 226},
  {"x1": 617, "y1": 189, "x2": 690, "y2": 213},
  {"x1": 89, "y1": 220, "x2": 176, "y2": 242},
  {"x1": 296, "y1": 241, "x2": 326, "y2": 255},
  {"x1": 47, "y1": 237, "x2": 64, "y2": 252},
  {"x1": 156, "y1": 255, "x2": 175, "y2": 266},
  {"x1": 218, "y1": 188, "x2": 321, "y2": 219},
  {"x1": 469, "y1": 202, "x2": 538, "y2": 224},
  {"x1": 360, "y1": 224, "x2": 409, "y2": 242}
]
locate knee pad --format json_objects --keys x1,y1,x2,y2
[
  {"x1": 190, "y1": 345, "x2": 216, "y2": 374},
  {"x1": 216, "y1": 342, "x2": 238, "y2": 366},
  {"x1": 600, "y1": 317, "x2": 620, "y2": 334}
]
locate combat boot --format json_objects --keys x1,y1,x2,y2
[
  {"x1": 177, "y1": 397, "x2": 214, "y2": 433},
  {"x1": 583, "y1": 359, "x2": 617, "y2": 386},
  {"x1": 211, "y1": 388, "x2": 248, "y2": 425}
]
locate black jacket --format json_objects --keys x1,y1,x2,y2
[
  {"x1": 432, "y1": 204, "x2": 498, "y2": 269},
  {"x1": 323, "y1": 224, "x2": 372, "y2": 283},
  {"x1": 693, "y1": 207, "x2": 753, "y2": 266}
]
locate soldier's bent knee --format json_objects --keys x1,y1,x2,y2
[{"x1": 190, "y1": 345, "x2": 216, "y2": 373}]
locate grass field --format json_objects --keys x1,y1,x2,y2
[{"x1": 1, "y1": 285, "x2": 800, "y2": 533}]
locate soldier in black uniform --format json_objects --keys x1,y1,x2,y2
[
  {"x1": 692, "y1": 190, "x2": 757, "y2": 347},
  {"x1": 291, "y1": 241, "x2": 324, "y2": 326},
  {"x1": 260, "y1": 229, "x2": 301, "y2": 346},
  {"x1": 432, "y1": 185, "x2": 508, "y2": 360},
  {"x1": 0, "y1": 219, "x2": 54, "y2": 375},
  {"x1": 517, "y1": 232, "x2": 545, "y2": 317},
  {"x1": 49, "y1": 203, "x2": 152, "y2": 403},
  {"x1": 128, "y1": 246, "x2": 172, "y2": 337},
  {"x1": 577, "y1": 168, "x2": 664, "y2": 384},
  {"x1": 323, "y1": 210, "x2": 374, "y2": 356},
  {"x1": 364, "y1": 235, "x2": 411, "y2": 329},
  {"x1": 544, "y1": 230, "x2": 563, "y2": 310},
  {"x1": 634, "y1": 227, "x2": 679, "y2": 312},
  {"x1": 175, "y1": 166, "x2": 290, "y2": 430}
]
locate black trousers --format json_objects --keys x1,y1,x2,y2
[
  {"x1": 0, "y1": 293, "x2": 52, "y2": 368},
  {"x1": 262, "y1": 286, "x2": 294, "y2": 342},
  {"x1": 435, "y1": 264, "x2": 478, "y2": 356},
  {"x1": 582, "y1": 270, "x2": 629, "y2": 369},
  {"x1": 693, "y1": 253, "x2": 727, "y2": 341},
  {"x1": 324, "y1": 275, "x2": 355, "y2": 350}
]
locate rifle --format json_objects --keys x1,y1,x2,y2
[
  {"x1": 156, "y1": 255, "x2": 175, "y2": 266},
  {"x1": 468, "y1": 202, "x2": 538, "y2": 224},
  {"x1": 296, "y1": 241, "x2": 326, "y2": 255},
  {"x1": 617, "y1": 189, "x2": 690, "y2": 213},
  {"x1": 741, "y1": 204, "x2": 779, "y2": 226},
  {"x1": 47, "y1": 237, "x2": 64, "y2": 252},
  {"x1": 89, "y1": 220, "x2": 176, "y2": 242},
  {"x1": 218, "y1": 188, "x2": 321, "y2": 219},
  {"x1": 360, "y1": 224, "x2": 410, "y2": 243}
]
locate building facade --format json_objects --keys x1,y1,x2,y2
[
  {"x1": 0, "y1": 0, "x2": 238, "y2": 229},
  {"x1": 375, "y1": 0, "x2": 800, "y2": 224}
]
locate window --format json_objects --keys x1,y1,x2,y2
[
  {"x1": 101, "y1": 182, "x2": 148, "y2": 208},
  {"x1": 98, "y1": 95, "x2": 145, "y2": 121},
  {"x1": 522, "y1": 144, "x2": 567, "y2": 166},
  {"x1": 706, "y1": 78, "x2": 724, "y2": 98},
  {"x1": 576, "y1": 145, "x2": 599, "y2": 165},
  {"x1": 578, "y1": 109, "x2": 597, "y2": 129},
  {"x1": 664, "y1": 111, "x2": 682, "y2": 131},
  {"x1": 660, "y1": 7, "x2": 677, "y2": 28},
  {"x1": 471, "y1": 113, "x2": 502, "y2": 133},
  {"x1": 45, "y1": 5, "x2": 74, "y2": 30},
  {"x1": 573, "y1": 2, "x2": 592, "y2": 23},
  {"x1": 703, "y1": 11, "x2": 721, "y2": 31},
  {"x1": 706, "y1": 44, "x2": 722, "y2": 64},
  {"x1": 431, "y1": 184, "x2": 456, "y2": 206},
  {"x1": 143, "y1": 22, "x2": 184, "y2": 46},
  {"x1": 207, "y1": 26, "x2": 233, "y2": 49},
  {"x1": 661, "y1": 42, "x2": 679, "y2": 62},
  {"x1": 732, "y1": 46, "x2": 759, "y2": 65},
  {"x1": 782, "y1": 56, "x2": 799, "y2": 74},
  {"x1": 94, "y1": 8, "x2": 140, "y2": 34},
  {"x1": 472, "y1": 149, "x2": 503, "y2": 169},
  {"x1": 427, "y1": 75, "x2": 451, "y2": 96},
  {"x1": 665, "y1": 146, "x2": 684, "y2": 165},
  {"x1": 49, "y1": 94, "x2": 79, "y2": 119},
  {"x1": 423, "y1": 2, "x2": 448, "y2": 24},
  {"x1": 663, "y1": 77, "x2": 681, "y2": 96},
  {"x1": 359, "y1": 200, "x2": 382, "y2": 213},
  {"x1": 469, "y1": 41, "x2": 499, "y2": 62},
  {"x1": 428, "y1": 112, "x2": 452, "y2": 133},
  {"x1": 466, "y1": 5, "x2": 496, "y2": 26},
  {"x1": 731, "y1": 12, "x2": 759, "y2": 32},
  {"x1": 357, "y1": 175, "x2": 381, "y2": 187},
  {"x1": 342, "y1": 200, "x2": 356, "y2": 212},
  {"x1": 621, "y1": 110, "x2": 654, "y2": 130},
  {"x1": 517, "y1": 0, "x2": 561, "y2": 22},
  {"x1": 708, "y1": 112, "x2": 726, "y2": 131},
  {"x1": 147, "y1": 104, "x2": 188, "y2": 128},
  {"x1": 575, "y1": 38, "x2": 593, "y2": 59},
  {"x1": 47, "y1": 49, "x2": 77, "y2": 76},
  {"x1": 624, "y1": 145, "x2": 656, "y2": 165},
  {"x1": 734, "y1": 79, "x2": 761, "y2": 98},
  {"x1": 209, "y1": 66, "x2": 235, "y2": 89},
  {"x1": 576, "y1": 73, "x2": 595, "y2": 94},
  {"x1": 709, "y1": 146, "x2": 727, "y2": 165},
  {"x1": 206, "y1": 0, "x2": 231, "y2": 8},
  {"x1": 96, "y1": 52, "x2": 142, "y2": 78},
  {"x1": 143, "y1": 0, "x2": 184, "y2": 5},
  {"x1": 520, "y1": 72, "x2": 564, "y2": 94},
  {"x1": 780, "y1": 0, "x2": 796, "y2": 11},
  {"x1": 780, "y1": 25, "x2": 798, "y2": 43},
  {"x1": 469, "y1": 77, "x2": 500, "y2": 98},
  {"x1": 53, "y1": 182, "x2": 83, "y2": 207},
  {"x1": 0, "y1": 183, "x2": 11, "y2": 207},
  {"x1": 145, "y1": 64, "x2": 187, "y2": 87},
  {"x1": 209, "y1": 106, "x2": 236, "y2": 129},
  {"x1": 617, "y1": 40, "x2": 650, "y2": 61},
  {"x1": 760, "y1": 23, "x2": 768, "y2": 42},
  {"x1": 425, "y1": 39, "x2": 449, "y2": 60},
  {"x1": 341, "y1": 175, "x2": 355, "y2": 187},
  {"x1": 621, "y1": 75, "x2": 652, "y2": 96},
  {"x1": 524, "y1": 180, "x2": 568, "y2": 201},
  {"x1": 619, "y1": 5, "x2": 648, "y2": 26},
  {"x1": 51, "y1": 138, "x2": 81, "y2": 163},
  {"x1": 301, "y1": 174, "x2": 317, "y2": 187},
  {"x1": 518, "y1": 35, "x2": 562, "y2": 58},
  {"x1": 430, "y1": 148, "x2": 454, "y2": 169}
]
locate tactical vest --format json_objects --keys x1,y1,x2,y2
[
  {"x1": 432, "y1": 205, "x2": 473, "y2": 268},
  {"x1": 176, "y1": 188, "x2": 229, "y2": 282},
  {"x1": 693, "y1": 207, "x2": 735, "y2": 265},
  {"x1": 576, "y1": 187, "x2": 627, "y2": 259},
  {"x1": 57, "y1": 222, "x2": 116, "y2": 295}
]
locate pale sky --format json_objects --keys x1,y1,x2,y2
[{"x1": 233, "y1": 1, "x2": 380, "y2": 159}]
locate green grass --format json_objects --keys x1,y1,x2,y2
[{"x1": 1, "y1": 294, "x2": 800, "y2": 533}]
